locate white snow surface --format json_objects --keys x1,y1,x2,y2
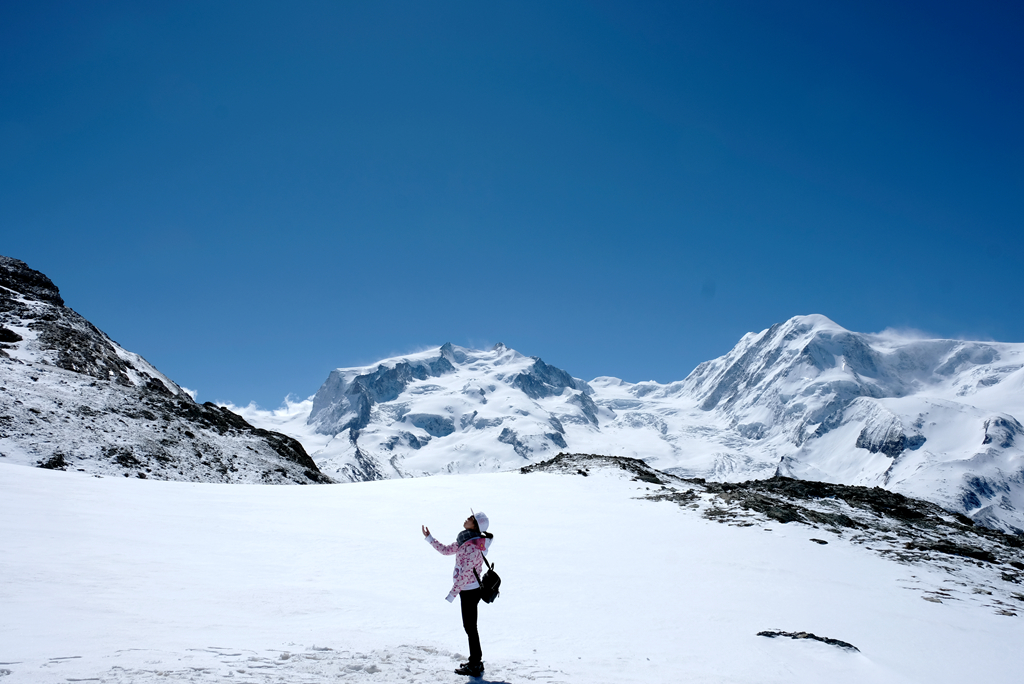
[
  {"x1": 230, "y1": 316, "x2": 1024, "y2": 533},
  {"x1": 2, "y1": 461, "x2": 1020, "y2": 684}
]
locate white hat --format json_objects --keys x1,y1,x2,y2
[{"x1": 472, "y1": 510, "x2": 490, "y2": 533}]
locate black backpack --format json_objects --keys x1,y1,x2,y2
[{"x1": 473, "y1": 554, "x2": 501, "y2": 603}]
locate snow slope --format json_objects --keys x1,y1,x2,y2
[
  {"x1": 232, "y1": 316, "x2": 1024, "y2": 532},
  {"x1": 0, "y1": 256, "x2": 326, "y2": 484},
  {"x1": 1, "y1": 460, "x2": 1020, "y2": 684}
]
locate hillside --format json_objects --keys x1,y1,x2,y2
[{"x1": 0, "y1": 256, "x2": 328, "y2": 484}]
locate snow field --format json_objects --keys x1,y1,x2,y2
[{"x1": 1, "y1": 463, "x2": 1019, "y2": 683}]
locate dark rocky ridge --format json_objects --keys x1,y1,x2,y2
[
  {"x1": 521, "y1": 452, "x2": 669, "y2": 484},
  {"x1": 0, "y1": 255, "x2": 64, "y2": 306},
  {"x1": 756, "y1": 631, "x2": 859, "y2": 652},
  {"x1": 511, "y1": 357, "x2": 591, "y2": 400},
  {"x1": 0, "y1": 255, "x2": 329, "y2": 484}
]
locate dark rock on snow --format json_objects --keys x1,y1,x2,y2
[{"x1": 757, "y1": 630, "x2": 859, "y2": 652}]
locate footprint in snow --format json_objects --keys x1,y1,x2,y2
[{"x1": 6, "y1": 644, "x2": 555, "y2": 684}]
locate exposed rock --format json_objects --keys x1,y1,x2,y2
[
  {"x1": 983, "y1": 415, "x2": 1022, "y2": 449},
  {"x1": 547, "y1": 431, "x2": 568, "y2": 449},
  {"x1": 856, "y1": 417, "x2": 908, "y2": 458},
  {"x1": 736, "y1": 422, "x2": 766, "y2": 440},
  {"x1": 38, "y1": 452, "x2": 68, "y2": 470},
  {"x1": 512, "y1": 358, "x2": 592, "y2": 400},
  {"x1": 0, "y1": 326, "x2": 22, "y2": 343},
  {"x1": 567, "y1": 390, "x2": 600, "y2": 426},
  {"x1": 499, "y1": 428, "x2": 530, "y2": 459},
  {"x1": 757, "y1": 631, "x2": 858, "y2": 652},
  {"x1": 308, "y1": 355, "x2": 456, "y2": 434},
  {"x1": 405, "y1": 413, "x2": 455, "y2": 437},
  {"x1": 904, "y1": 541, "x2": 997, "y2": 564},
  {"x1": 0, "y1": 255, "x2": 64, "y2": 305},
  {"x1": 521, "y1": 452, "x2": 668, "y2": 485}
]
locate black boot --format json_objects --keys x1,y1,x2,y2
[{"x1": 454, "y1": 661, "x2": 484, "y2": 676}]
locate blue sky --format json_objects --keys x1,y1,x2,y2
[{"x1": 2, "y1": 1, "x2": 1021, "y2": 408}]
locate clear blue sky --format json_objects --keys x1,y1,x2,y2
[{"x1": 2, "y1": 1, "x2": 1021, "y2": 408}]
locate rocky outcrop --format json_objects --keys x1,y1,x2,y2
[
  {"x1": 567, "y1": 390, "x2": 600, "y2": 426},
  {"x1": 308, "y1": 355, "x2": 456, "y2": 435},
  {"x1": 405, "y1": 413, "x2": 455, "y2": 437},
  {"x1": 757, "y1": 631, "x2": 859, "y2": 652},
  {"x1": 511, "y1": 357, "x2": 592, "y2": 400},
  {"x1": 0, "y1": 255, "x2": 64, "y2": 305},
  {"x1": 983, "y1": 415, "x2": 1022, "y2": 449},
  {"x1": 855, "y1": 412, "x2": 911, "y2": 458},
  {"x1": 520, "y1": 452, "x2": 669, "y2": 484}
]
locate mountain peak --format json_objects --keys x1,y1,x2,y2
[
  {"x1": 0, "y1": 256, "x2": 64, "y2": 306},
  {"x1": 780, "y1": 313, "x2": 846, "y2": 334}
]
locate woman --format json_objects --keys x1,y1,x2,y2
[{"x1": 422, "y1": 511, "x2": 493, "y2": 678}]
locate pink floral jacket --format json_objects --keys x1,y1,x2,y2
[{"x1": 425, "y1": 534, "x2": 491, "y2": 602}]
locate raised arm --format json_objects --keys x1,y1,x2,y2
[{"x1": 423, "y1": 528, "x2": 459, "y2": 555}]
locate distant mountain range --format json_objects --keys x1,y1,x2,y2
[
  {"x1": 232, "y1": 315, "x2": 1024, "y2": 534},
  {"x1": 2, "y1": 254, "x2": 1020, "y2": 534},
  {"x1": 0, "y1": 255, "x2": 327, "y2": 484}
]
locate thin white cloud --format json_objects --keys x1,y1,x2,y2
[{"x1": 868, "y1": 326, "x2": 938, "y2": 342}]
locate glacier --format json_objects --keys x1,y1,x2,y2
[{"x1": 232, "y1": 315, "x2": 1024, "y2": 533}]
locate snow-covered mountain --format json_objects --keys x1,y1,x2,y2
[
  {"x1": 0, "y1": 256, "x2": 328, "y2": 483},
  {"x1": 234, "y1": 315, "x2": 1023, "y2": 533},
  {"x1": 302, "y1": 342, "x2": 598, "y2": 480},
  {"x1": 679, "y1": 315, "x2": 1024, "y2": 533}
]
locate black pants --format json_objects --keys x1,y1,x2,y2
[{"x1": 460, "y1": 587, "x2": 483, "y2": 664}]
